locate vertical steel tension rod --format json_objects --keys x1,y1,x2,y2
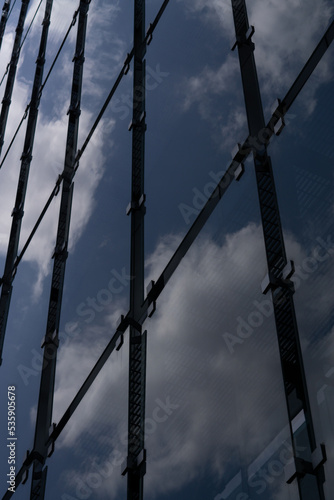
[
  {"x1": 0, "y1": 0, "x2": 54, "y2": 365},
  {"x1": 0, "y1": 0, "x2": 11, "y2": 50},
  {"x1": 123, "y1": 1, "x2": 147, "y2": 500},
  {"x1": 231, "y1": 1, "x2": 326, "y2": 499},
  {"x1": 0, "y1": 0, "x2": 29, "y2": 155},
  {"x1": 29, "y1": 1, "x2": 90, "y2": 498}
]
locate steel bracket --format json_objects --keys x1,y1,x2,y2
[
  {"x1": 123, "y1": 53, "x2": 131, "y2": 75},
  {"x1": 11, "y1": 203, "x2": 24, "y2": 218},
  {"x1": 116, "y1": 314, "x2": 129, "y2": 333},
  {"x1": 126, "y1": 193, "x2": 146, "y2": 215},
  {"x1": 234, "y1": 163, "x2": 245, "y2": 181},
  {"x1": 261, "y1": 268, "x2": 295, "y2": 295},
  {"x1": 128, "y1": 119, "x2": 147, "y2": 132},
  {"x1": 116, "y1": 315, "x2": 142, "y2": 337},
  {"x1": 22, "y1": 468, "x2": 29, "y2": 484},
  {"x1": 47, "y1": 424, "x2": 56, "y2": 457},
  {"x1": 122, "y1": 448, "x2": 146, "y2": 476},
  {"x1": 25, "y1": 449, "x2": 45, "y2": 466},
  {"x1": 67, "y1": 102, "x2": 81, "y2": 118},
  {"x1": 128, "y1": 317, "x2": 142, "y2": 333},
  {"x1": 285, "y1": 443, "x2": 326, "y2": 484},
  {"x1": 231, "y1": 27, "x2": 255, "y2": 51},
  {"x1": 72, "y1": 48, "x2": 85, "y2": 63},
  {"x1": 116, "y1": 333, "x2": 124, "y2": 351},
  {"x1": 146, "y1": 280, "x2": 156, "y2": 317},
  {"x1": 20, "y1": 149, "x2": 32, "y2": 162},
  {"x1": 146, "y1": 23, "x2": 153, "y2": 45},
  {"x1": 52, "y1": 245, "x2": 68, "y2": 261},
  {"x1": 23, "y1": 449, "x2": 33, "y2": 466},
  {"x1": 41, "y1": 329, "x2": 59, "y2": 349}
]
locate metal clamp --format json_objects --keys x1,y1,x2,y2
[
  {"x1": 271, "y1": 98, "x2": 286, "y2": 135},
  {"x1": 116, "y1": 334, "x2": 124, "y2": 351},
  {"x1": 11, "y1": 202, "x2": 24, "y2": 219},
  {"x1": 126, "y1": 193, "x2": 146, "y2": 215},
  {"x1": 234, "y1": 163, "x2": 244, "y2": 181},
  {"x1": 22, "y1": 468, "x2": 29, "y2": 484},
  {"x1": 67, "y1": 101, "x2": 81, "y2": 117},
  {"x1": 230, "y1": 144, "x2": 245, "y2": 180},
  {"x1": 261, "y1": 261, "x2": 295, "y2": 294},
  {"x1": 41, "y1": 329, "x2": 59, "y2": 349},
  {"x1": 23, "y1": 104, "x2": 30, "y2": 119},
  {"x1": 128, "y1": 117, "x2": 147, "y2": 132},
  {"x1": 72, "y1": 48, "x2": 85, "y2": 63},
  {"x1": 2, "y1": 95, "x2": 11, "y2": 105},
  {"x1": 285, "y1": 443, "x2": 326, "y2": 484},
  {"x1": 52, "y1": 241, "x2": 68, "y2": 261},
  {"x1": 11, "y1": 265, "x2": 17, "y2": 280},
  {"x1": 122, "y1": 449, "x2": 146, "y2": 476},
  {"x1": 146, "y1": 23, "x2": 153, "y2": 45},
  {"x1": 231, "y1": 36, "x2": 240, "y2": 51},
  {"x1": 24, "y1": 449, "x2": 45, "y2": 466},
  {"x1": 128, "y1": 317, "x2": 142, "y2": 333},
  {"x1": 54, "y1": 174, "x2": 62, "y2": 196},
  {"x1": 21, "y1": 450, "x2": 32, "y2": 484},
  {"x1": 146, "y1": 280, "x2": 156, "y2": 318},
  {"x1": 20, "y1": 148, "x2": 32, "y2": 162},
  {"x1": 42, "y1": 12, "x2": 51, "y2": 27},
  {"x1": 116, "y1": 314, "x2": 128, "y2": 332},
  {"x1": 246, "y1": 25, "x2": 255, "y2": 41},
  {"x1": 231, "y1": 25, "x2": 255, "y2": 50},
  {"x1": 123, "y1": 53, "x2": 131, "y2": 75},
  {"x1": 71, "y1": 9, "x2": 79, "y2": 27},
  {"x1": 47, "y1": 423, "x2": 56, "y2": 457},
  {"x1": 23, "y1": 449, "x2": 33, "y2": 466},
  {"x1": 231, "y1": 142, "x2": 247, "y2": 165},
  {"x1": 282, "y1": 260, "x2": 295, "y2": 280},
  {"x1": 36, "y1": 54, "x2": 46, "y2": 66}
]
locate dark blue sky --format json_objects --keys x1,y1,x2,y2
[{"x1": 0, "y1": 1, "x2": 333, "y2": 499}]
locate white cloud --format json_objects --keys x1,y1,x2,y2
[
  {"x1": 218, "y1": 105, "x2": 247, "y2": 149},
  {"x1": 181, "y1": 0, "x2": 234, "y2": 37},
  {"x1": 181, "y1": 0, "x2": 334, "y2": 138},
  {"x1": 46, "y1": 223, "x2": 334, "y2": 499},
  {"x1": 3, "y1": 2, "x2": 332, "y2": 497},
  {"x1": 26, "y1": 0, "x2": 80, "y2": 47},
  {"x1": 183, "y1": 55, "x2": 240, "y2": 116},
  {"x1": 0, "y1": 0, "x2": 121, "y2": 299}
]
